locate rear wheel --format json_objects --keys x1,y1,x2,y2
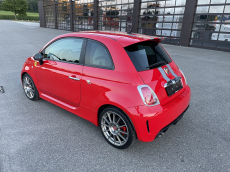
[
  {"x1": 22, "y1": 74, "x2": 39, "y2": 101},
  {"x1": 99, "y1": 107, "x2": 135, "y2": 149}
]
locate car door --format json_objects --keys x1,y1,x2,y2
[{"x1": 36, "y1": 37, "x2": 86, "y2": 108}]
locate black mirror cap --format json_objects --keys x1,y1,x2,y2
[
  {"x1": 34, "y1": 52, "x2": 43, "y2": 60},
  {"x1": 39, "y1": 59, "x2": 43, "y2": 65}
]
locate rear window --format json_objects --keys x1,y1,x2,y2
[{"x1": 125, "y1": 41, "x2": 172, "y2": 71}]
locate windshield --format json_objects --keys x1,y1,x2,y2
[{"x1": 125, "y1": 41, "x2": 172, "y2": 71}]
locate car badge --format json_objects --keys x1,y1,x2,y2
[{"x1": 164, "y1": 67, "x2": 170, "y2": 74}]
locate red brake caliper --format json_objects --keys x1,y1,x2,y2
[{"x1": 120, "y1": 127, "x2": 127, "y2": 135}]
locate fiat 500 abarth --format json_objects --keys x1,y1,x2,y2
[{"x1": 21, "y1": 31, "x2": 191, "y2": 149}]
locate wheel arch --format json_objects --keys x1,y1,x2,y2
[
  {"x1": 21, "y1": 72, "x2": 28, "y2": 81},
  {"x1": 97, "y1": 104, "x2": 136, "y2": 136}
]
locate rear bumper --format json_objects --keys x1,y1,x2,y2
[{"x1": 126, "y1": 85, "x2": 191, "y2": 142}]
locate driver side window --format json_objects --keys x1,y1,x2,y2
[{"x1": 44, "y1": 38, "x2": 84, "y2": 63}]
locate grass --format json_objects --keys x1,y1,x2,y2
[
  {"x1": 0, "y1": 10, "x2": 39, "y2": 16},
  {"x1": 0, "y1": 10, "x2": 39, "y2": 21}
]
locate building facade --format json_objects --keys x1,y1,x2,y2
[{"x1": 38, "y1": 0, "x2": 230, "y2": 51}]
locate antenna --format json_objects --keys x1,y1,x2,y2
[{"x1": 127, "y1": 20, "x2": 136, "y2": 34}]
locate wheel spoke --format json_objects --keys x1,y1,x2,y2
[
  {"x1": 107, "y1": 135, "x2": 111, "y2": 139},
  {"x1": 118, "y1": 125, "x2": 126, "y2": 128},
  {"x1": 119, "y1": 130, "x2": 128, "y2": 135},
  {"x1": 25, "y1": 77, "x2": 29, "y2": 84},
  {"x1": 29, "y1": 91, "x2": 32, "y2": 98},
  {"x1": 103, "y1": 117, "x2": 110, "y2": 124},
  {"x1": 103, "y1": 128, "x2": 109, "y2": 132},
  {"x1": 113, "y1": 113, "x2": 115, "y2": 123},
  {"x1": 27, "y1": 88, "x2": 34, "y2": 98},
  {"x1": 113, "y1": 135, "x2": 116, "y2": 144},
  {"x1": 118, "y1": 133, "x2": 127, "y2": 141},
  {"x1": 24, "y1": 78, "x2": 28, "y2": 85},
  {"x1": 30, "y1": 90, "x2": 34, "y2": 97},
  {"x1": 107, "y1": 112, "x2": 112, "y2": 123},
  {"x1": 116, "y1": 135, "x2": 122, "y2": 145},
  {"x1": 25, "y1": 77, "x2": 27, "y2": 84},
  {"x1": 101, "y1": 123, "x2": 109, "y2": 128},
  {"x1": 115, "y1": 118, "x2": 120, "y2": 125}
]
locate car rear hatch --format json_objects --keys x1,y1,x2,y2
[{"x1": 125, "y1": 40, "x2": 185, "y2": 105}]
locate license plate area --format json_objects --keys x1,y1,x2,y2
[{"x1": 165, "y1": 77, "x2": 183, "y2": 96}]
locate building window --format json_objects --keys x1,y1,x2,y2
[
  {"x1": 138, "y1": 0, "x2": 186, "y2": 44},
  {"x1": 44, "y1": 0, "x2": 55, "y2": 29},
  {"x1": 98, "y1": 0, "x2": 134, "y2": 32},
  {"x1": 73, "y1": 0, "x2": 94, "y2": 31},
  {"x1": 57, "y1": 0, "x2": 71, "y2": 30},
  {"x1": 190, "y1": 0, "x2": 230, "y2": 50}
]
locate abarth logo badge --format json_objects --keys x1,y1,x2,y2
[{"x1": 164, "y1": 67, "x2": 170, "y2": 74}]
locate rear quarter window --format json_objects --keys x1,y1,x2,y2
[
  {"x1": 85, "y1": 39, "x2": 114, "y2": 69},
  {"x1": 125, "y1": 41, "x2": 172, "y2": 71}
]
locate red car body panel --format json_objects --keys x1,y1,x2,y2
[
  {"x1": 138, "y1": 61, "x2": 187, "y2": 106},
  {"x1": 126, "y1": 85, "x2": 191, "y2": 142},
  {"x1": 36, "y1": 60, "x2": 83, "y2": 108},
  {"x1": 21, "y1": 31, "x2": 191, "y2": 142}
]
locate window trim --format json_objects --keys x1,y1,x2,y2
[
  {"x1": 41, "y1": 36, "x2": 87, "y2": 65},
  {"x1": 83, "y1": 39, "x2": 115, "y2": 70}
]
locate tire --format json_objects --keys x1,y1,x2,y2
[
  {"x1": 22, "y1": 74, "x2": 40, "y2": 101},
  {"x1": 99, "y1": 107, "x2": 136, "y2": 149}
]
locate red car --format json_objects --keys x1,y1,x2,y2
[{"x1": 21, "y1": 31, "x2": 191, "y2": 149}]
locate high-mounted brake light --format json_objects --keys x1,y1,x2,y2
[{"x1": 137, "y1": 85, "x2": 160, "y2": 106}]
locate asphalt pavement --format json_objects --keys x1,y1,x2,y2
[{"x1": 0, "y1": 20, "x2": 230, "y2": 172}]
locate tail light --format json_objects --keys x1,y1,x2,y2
[
  {"x1": 137, "y1": 85, "x2": 160, "y2": 106},
  {"x1": 179, "y1": 69, "x2": 187, "y2": 85}
]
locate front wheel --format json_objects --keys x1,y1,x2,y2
[
  {"x1": 22, "y1": 74, "x2": 39, "y2": 101},
  {"x1": 99, "y1": 107, "x2": 136, "y2": 149}
]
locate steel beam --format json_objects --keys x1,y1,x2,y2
[
  {"x1": 93, "y1": 0, "x2": 99, "y2": 30},
  {"x1": 132, "y1": 0, "x2": 141, "y2": 33},
  {"x1": 38, "y1": 0, "x2": 45, "y2": 27},
  {"x1": 53, "y1": 0, "x2": 58, "y2": 29},
  {"x1": 69, "y1": 0, "x2": 74, "y2": 31},
  {"x1": 179, "y1": 0, "x2": 197, "y2": 46}
]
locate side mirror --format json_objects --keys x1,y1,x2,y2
[{"x1": 34, "y1": 52, "x2": 43, "y2": 65}]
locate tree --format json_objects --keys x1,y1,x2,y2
[
  {"x1": 27, "y1": 0, "x2": 38, "y2": 13},
  {"x1": 1, "y1": 0, "x2": 28, "y2": 20},
  {"x1": 0, "y1": 0, "x2": 4, "y2": 10}
]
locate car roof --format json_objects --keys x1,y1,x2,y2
[{"x1": 63, "y1": 31, "x2": 161, "y2": 47}]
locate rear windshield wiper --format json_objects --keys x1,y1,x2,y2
[{"x1": 146, "y1": 61, "x2": 166, "y2": 69}]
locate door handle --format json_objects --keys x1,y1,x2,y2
[{"x1": 69, "y1": 76, "x2": 80, "y2": 81}]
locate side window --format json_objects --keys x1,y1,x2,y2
[
  {"x1": 44, "y1": 38, "x2": 84, "y2": 63},
  {"x1": 85, "y1": 40, "x2": 113, "y2": 69}
]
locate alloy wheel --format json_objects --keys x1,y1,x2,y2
[
  {"x1": 23, "y1": 76, "x2": 35, "y2": 99},
  {"x1": 101, "y1": 111, "x2": 129, "y2": 146}
]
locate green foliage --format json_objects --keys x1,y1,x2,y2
[
  {"x1": 0, "y1": 10, "x2": 39, "y2": 21},
  {"x1": 0, "y1": 14, "x2": 39, "y2": 21},
  {"x1": 0, "y1": 1, "x2": 3, "y2": 10},
  {"x1": 27, "y1": 0, "x2": 38, "y2": 13},
  {"x1": 1, "y1": 0, "x2": 28, "y2": 19}
]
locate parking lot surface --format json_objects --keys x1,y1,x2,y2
[{"x1": 0, "y1": 20, "x2": 230, "y2": 172}]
